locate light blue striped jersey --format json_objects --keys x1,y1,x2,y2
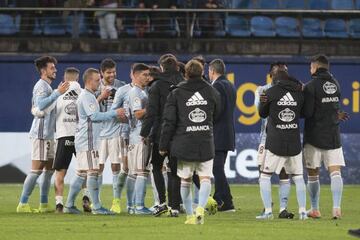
[
  {"x1": 110, "y1": 83, "x2": 133, "y2": 139},
  {"x1": 98, "y1": 79, "x2": 126, "y2": 139},
  {"x1": 255, "y1": 83, "x2": 272, "y2": 144},
  {"x1": 127, "y1": 85, "x2": 148, "y2": 145},
  {"x1": 29, "y1": 79, "x2": 60, "y2": 140}
]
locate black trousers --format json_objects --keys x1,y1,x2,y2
[
  {"x1": 151, "y1": 143, "x2": 167, "y2": 204},
  {"x1": 213, "y1": 151, "x2": 233, "y2": 206}
]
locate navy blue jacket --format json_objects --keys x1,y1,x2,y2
[{"x1": 212, "y1": 75, "x2": 236, "y2": 151}]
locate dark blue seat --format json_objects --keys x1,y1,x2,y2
[
  {"x1": 225, "y1": 15, "x2": 251, "y2": 37},
  {"x1": 309, "y1": 0, "x2": 329, "y2": 9},
  {"x1": 275, "y1": 16, "x2": 300, "y2": 37},
  {"x1": 66, "y1": 13, "x2": 87, "y2": 36},
  {"x1": 302, "y1": 18, "x2": 324, "y2": 38},
  {"x1": 324, "y1": 18, "x2": 348, "y2": 38},
  {"x1": 0, "y1": 14, "x2": 17, "y2": 35},
  {"x1": 282, "y1": 0, "x2": 306, "y2": 9},
  {"x1": 331, "y1": 0, "x2": 354, "y2": 9},
  {"x1": 232, "y1": 0, "x2": 252, "y2": 8},
  {"x1": 32, "y1": 17, "x2": 43, "y2": 35},
  {"x1": 251, "y1": 16, "x2": 275, "y2": 37},
  {"x1": 43, "y1": 17, "x2": 66, "y2": 35},
  {"x1": 349, "y1": 19, "x2": 360, "y2": 38},
  {"x1": 356, "y1": 0, "x2": 360, "y2": 9},
  {"x1": 258, "y1": 0, "x2": 280, "y2": 9}
]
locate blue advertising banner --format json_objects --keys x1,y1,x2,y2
[{"x1": 0, "y1": 54, "x2": 359, "y2": 183}]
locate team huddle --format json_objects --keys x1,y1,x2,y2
[{"x1": 16, "y1": 54, "x2": 347, "y2": 224}]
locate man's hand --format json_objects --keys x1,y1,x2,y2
[
  {"x1": 338, "y1": 111, "x2": 350, "y2": 121},
  {"x1": 116, "y1": 108, "x2": 127, "y2": 120},
  {"x1": 141, "y1": 137, "x2": 149, "y2": 145},
  {"x1": 57, "y1": 81, "x2": 70, "y2": 94},
  {"x1": 159, "y1": 150, "x2": 168, "y2": 157},
  {"x1": 260, "y1": 93, "x2": 268, "y2": 103},
  {"x1": 98, "y1": 88, "x2": 111, "y2": 102}
]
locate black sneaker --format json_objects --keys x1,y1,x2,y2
[
  {"x1": 218, "y1": 203, "x2": 236, "y2": 212},
  {"x1": 55, "y1": 203, "x2": 64, "y2": 213},
  {"x1": 278, "y1": 209, "x2": 295, "y2": 219},
  {"x1": 348, "y1": 229, "x2": 360, "y2": 238},
  {"x1": 82, "y1": 196, "x2": 92, "y2": 213},
  {"x1": 153, "y1": 204, "x2": 168, "y2": 217}
]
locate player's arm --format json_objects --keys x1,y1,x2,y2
[
  {"x1": 34, "y1": 81, "x2": 68, "y2": 110},
  {"x1": 110, "y1": 89, "x2": 127, "y2": 121},
  {"x1": 258, "y1": 90, "x2": 271, "y2": 118},
  {"x1": 82, "y1": 97, "x2": 119, "y2": 122},
  {"x1": 140, "y1": 84, "x2": 160, "y2": 137},
  {"x1": 159, "y1": 92, "x2": 177, "y2": 155},
  {"x1": 134, "y1": 109, "x2": 146, "y2": 120},
  {"x1": 254, "y1": 86, "x2": 262, "y2": 109}
]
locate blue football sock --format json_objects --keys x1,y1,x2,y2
[
  {"x1": 118, "y1": 171, "x2": 127, "y2": 199},
  {"x1": 150, "y1": 171, "x2": 160, "y2": 206},
  {"x1": 163, "y1": 171, "x2": 168, "y2": 191},
  {"x1": 66, "y1": 174, "x2": 85, "y2": 207},
  {"x1": 126, "y1": 175, "x2": 136, "y2": 207},
  {"x1": 180, "y1": 181, "x2": 193, "y2": 215},
  {"x1": 87, "y1": 174, "x2": 101, "y2": 210},
  {"x1": 135, "y1": 175, "x2": 147, "y2": 208},
  {"x1": 20, "y1": 171, "x2": 41, "y2": 204},
  {"x1": 112, "y1": 171, "x2": 120, "y2": 199},
  {"x1": 330, "y1": 171, "x2": 343, "y2": 209},
  {"x1": 307, "y1": 175, "x2": 320, "y2": 210},
  {"x1": 198, "y1": 179, "x2": 211, "y2": 208},
  {"x1": 293, "y1": 175, "x2": 306, "y2": 213},
  {"x1": 193, "y1": 185, "x2": 199, "y2": 205},
  {"x1": 279, "y1": 179, "x2": 291, "y2": 212},
  {"x1": 39, "y1": 170, "x2": 54, "y2": 204},
  {"x1": 97, "y1": 173, "x2": 103, "y2": 202},
  {"x1": 259, "y1": 174, "x2": 272, "y2": 213}
]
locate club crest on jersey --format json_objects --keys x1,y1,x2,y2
[
  {"x1": 323, "y1": 81, "x2": 337, "y2": 94},
  {"x1": 278, "y1": 108, "x2": 295, "y2": 122},
  {"x1": 188, "y1": 108, "x2": 207, "y2": 123},
  {"x1": 89, "y1": 103, "x2": 96, "y2": 112},
  {"x1": 186, "y1": 92, "x2": 207, "y2": 106},
  {"x1": 64, "y1": 102, "x2": 77, "y2": 115},
  {"x1": 277, "y1": 92, "x2": 297, "y2": 106}
]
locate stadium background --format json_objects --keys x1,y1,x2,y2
[{"x1": 0, "y1": 54, "x2": 359, "y2": 184}]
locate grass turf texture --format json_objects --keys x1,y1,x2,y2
[{"x1": 0, "y1": 184, "x2": 359, "y2": 240}]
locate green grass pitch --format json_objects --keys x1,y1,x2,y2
[{"x1": 0, "y1": 184, "x2": 359, "y2": 240}]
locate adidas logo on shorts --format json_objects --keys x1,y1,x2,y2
[
  {"x1": 277, "y1": 92, "x2": 297, "y2": 106},
  {"x1": 186, "y1": 92, "x2": 208, "y2": 106}
]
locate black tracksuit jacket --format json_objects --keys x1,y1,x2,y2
[
  {"x1": 303, "y1": 68, "x2": 342, "y2": 149},
  {"x1": 259, "y1": 75, "x2": 307, "y2": 156},
  {"x1": 159, "y1": 78, "x2": 221, "y2": 162},
  {"x1": 140, "y1": 70, "x2": 184, "y2": 143}
]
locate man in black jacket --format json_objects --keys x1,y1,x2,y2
[
  {"x1": 303, "y1": 55, "x2": 348, "y2": 220},
  {"x1": 159, "y1": 59, "x2": 221, "y2": 225},
  {"x1": 208, "y1": 59, "x2": 236, "y2": 212},
  {"x1": 140, "y1": 55, "x2": 183, "y2": 216},
  {"x1": 257, "y1": 70, "x2": 309, "y2": 220}
]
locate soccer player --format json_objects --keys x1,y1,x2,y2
[
  {"x1": 53, "y1": 67, "x2": 81, "y2": 213},
  {"x1": 126, "y1": 63, "x2": 153, "y2": 215},
  {"x1": 97, "y1": 58, "x2": 126, "y2": 213},
  {"x1": 17, "y1": 56, "x2": 69, "y2": 213},
  {"x1": 109, "y1": 71, "x2": 135, "y2": 214},
  {"x1": 303, "y1": 55, "x2": 349, "y2": 219},
  {"x1": 159, "y1": 60, "x2": 221, "y2": 225},
  {"x1": 254, "y1": 62, "x2": 295, "y2": 219},
  {"x1": 64, "y1": 68, "x2": 122, "y2": 215},
  {"x1": 257, "y1": 69, "x2": 309, "y2": 220}
]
